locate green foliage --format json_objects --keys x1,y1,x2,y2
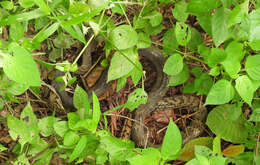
[{"x1": 1, "y1": 0, "x2": 260, "y2": 164}]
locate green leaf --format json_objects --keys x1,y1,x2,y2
[
  {"x1": 3, "y1": 43, "x2": 41, "y2": 86},
  {"x1": 53, "y1": 121, "x2": 68, "y2": 137},
  {"x1": 62, "y1": 25, "x2": 86, "y2": 44},
  {"x1": 144, "y1": 24, "x2": 164, "y2": 35},
  {"x1": 163, "y1": 28, "x2": 179, "y2": 55},
  {"x1": 163, "y1": 54, "x2": 183, "y2": 76},
  {"x1": 33, "y1": 22, "x2": 60, "y2": 44},
  {"x1": 10, "y1": 22, "x2": 24, "y2": 42},
  {"x1": 63, "y1": 131, "x2": 80, "y2": 146},
  {"x1": 245, "y1": 55, "x2": 260, "y2": 80},
  {"x1": 108, "y1": 48, "x2": 138, "y2": 81},
  {"x1": 145, "y1": 11, "x2": 163, "y2": 27},
  {"x1": 206, "y1": 104, "x2": 248, "y2": 143},
  {"x1": 99, "y1": 131, "x2": 135, "y2": 162},
  {"x1": 19, "y1": 0, "x2": 34, "y2": 8},
  {"x1": 235, "y1": 75, "x2": 254, "y2": 106},
  {"x1": 196, "y1": 13, "x2": 212, "y2": 36},
  {"x1": 228, "y1": 0, "x2": 249, "y2": 27},
  {"x1": 73, "y1": 85, "x2": 90, "y2": 119},
  {"x1": 92, "y1": 92, "x2": 101, "y2": 132},
  {"x1": 205, "y1": 79, "x2": 234, "y2": 105},
  {"x1": 88, "y1": 0, "x2": 108, "y2": 9},
  {"x1": 6, "y1": 81, "x2": 29, "y2": 95},
  {"x1": 187, "y1": 27, "x2": 203, "y2": 51},
  {"x1": 33, "y1": 0, "x2": 51, "y2": 14},
  {"x1": 0, "y1": 1, "x2": 13, "y2": 10},
  {"x1": 127, "y1": 148, "x2": 161, "y2": 165},
  {"x1": 209, "y1": 156, "x2": 227, "y2": 164},
  {"x1": 38, "y1": 116, "x2": 55, "y2": 137},
  {"x1": 109, "y1": 25, "x2": 138, "y2": 50},
  {"x1": 212, "y1": 8, "x2": 231, "y2": 47},
  {"x1": 175, "y1": 22, "x2": 191, "y2": 46},
  {"x1": 137, "y1": 32, "x2": 151, "y2": 49},
  {"x1": 249, "y1": 108, "x2": 260, "y2": 122},
  {"x1": 0, "y1": 9, "x2": 47, "y2": 26},
  {"x1": 172, "y1": 1, "x2": 188, "y2": 22},
  {"x1": 222, "y1": 145, "x2": 245, "y2": 157},
  {"x1": 187, "y1": 0, "x2": 221, "y2": 14},
  {"x1": 209, "y1": 66, "x2": 220, "y2": 77},
  {"x1": 221, "y1": 41, "x2": 244, "y2": 79},
  {"x1": 178, "y1": 137, "x2": 213, "y2": 161},
  {"x1": 116, "y1": 76, "x2": 127, "y2": 92},
  {"x1": 168, "y1": 64, "x2": 190, "y2": 86},
  {"x1": 161, "y1": 120, "x2": 182, "y2": 161},
  {"x1": 212, "y1": 136, "x2": 221, "y2": 156},
  {"x1": 208, "y1": 48, "x2": 227, "y2": 67},
  {"x1": 124, "y1": 88, "x2": 148, "y2": 111},
  {"x1": 194, "y1": 146, "x2": 211, "y2": 165},
  {"x1": 0, "y1": 144, "x2": 7, "y2": 152},
  {"x1": 67, "y1": 112, "x2": 80, "y2": 130},
  {"x1": 69, "y1": 135, "x2": 87, "y2": 162},
  {"x1": 130, "y1": 61, "x2": 143, "y2": 86}
]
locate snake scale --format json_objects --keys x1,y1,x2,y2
[{"x1": 52, "y1": 43, "x2": 207, "y2": 147}]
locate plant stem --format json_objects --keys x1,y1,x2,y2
[{"x1": 72, "y1": 35, "x2": 95, "y2": 65}]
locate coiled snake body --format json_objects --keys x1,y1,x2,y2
[{"x1": 53, "y1": 45, "x2": 207, "y2": 147}]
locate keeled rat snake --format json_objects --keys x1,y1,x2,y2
[{"x1": 52, "y1": 42, "x2": 207, "y2": 147}]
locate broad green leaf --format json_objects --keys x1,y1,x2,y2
[
  {"x1": 187, "y1": 0, "x2": 221, "y2": 14},
  {"x1": 175, "y1": 22, "x2": 191, "y2": 46},
  {"x1": 212, "y1": 136, "x2": 221, "y2": 156},
  {"x1": 33, "y1": 0, "x2": 51, "y2": 14},
  {"x1": 73, "y1": 85, "x2": 90, "y2": 119},
  {"x1": 88, "y1": 0, "x2": 108, "y2": 9},
  {"x1": 245, "y1": 55, "x2": 260, "y2": 80},
  {"x1": 33, "y1": 148, "x2": 55, "y2": 165},
  {"x1": 249, "y1": 108, "x2": 260, "y2": 122},
  {"x1": 247, "y1": 9, "x2": 260, "y2": 42},
  {"x1": 0, "y1": 9, "x2": 47, "y2": 26},
  {"x1": 124, "y1": 88, "x2": 148, "y2": 111},
  {"x1": 209, "y1": 66, "x2": 220, "y2": 77},
  {"x1": 127, "y1": 148, "x2": 161, "y2": 165},
  {"x1": 222, "y1": 41, "x2": 244, "y2": 79},
  {"x1": 38, "y1": 116, "x2": 56, "y2": 137},
  {"x1": 89, "y1": 21, "x2": 100, "y2": 36},
  {"x1": 185, "y1": 159, "x2": 200, "y2": 165},
  {"x1": 235, "y1": 75, "x2": 254, "y2": 106},
  {"x1": 116, "y1": 76, "x2": 127, "y2": 92},
  {"x1": 109, "y1": 25, "x2": 138, "y2": 50},
  {"x1": 196, "y1": 13, "x2": 212, "y2": 36},
  {"x1": 69, "y1": 2, "x2": 90, "y2": 15},
  {"x1": 187, "y1": 27, "x2": 203, "y2": 51},
  {"x1": 20, "y1": 103, "x2": 38, "y2": 126},
  {"x1": 19, "y1": 0, "x2": 34, "y2": 8},
  {"x1": 99, "y1": 131, "x2": 135, "y2": 161},
  {"x1": 163, "y1": 28, "x2": 179, "y2": 55},
  {"x1": 69, "y1": 135, "x2": 87, "y2": 162},
  {"x1": 144, "y1": 24, "x2": 164, "y2": 35},
  {"x1": 33, "y1": 22, "x2": 60, "y2": 44},
  {"x1": 221, "y1": 0, "x2": 233, "y2": 8},
  {"x1": 92, "y1": 92, "x2": 101, "y2": 132},
  {"x1": 130, "y1": 61, "x2": 143, "y2": 86},
  {"x1": 61, "y1": 25, "x2": 86, "y2": 44},
  {"x1": 61, "y1": 13, "x2": 91, "y2": 26},
  {"x1": 111, "y1": 3, "x2": 126, "y2": 15},
  {"x1": 161, "y1": 120, "x2": 182, "y2": 161},
  {"x1": 63, "y1": 131, "x2": 80, "y2": 146},
  {"x1": 206, "y1": 104, "x2": 248, "y2": 143},
  {"x1": 0, "y1": 144, "x2": 7, "y2": 152},
  {"x1": 194, "y1": 73, "x2": 213, "y2": 95},
  {"x1": 53, "y1": 121, "x2": 68, "y2": 137},
  {"x1": 228, "y1": 0, "x2": 249, "y2": 27},
  {"x1": 10, "y1": 22, "x2": 24, "y2": 41},
  {"x1": 212, "y1": 8, "x2": 231, "y2": 47},
  {"x1": 107, "y1": 48, "x2": 138, "y2": 81},
  {"x1": 145, "y1": 11, "x2": 163, "y2": 27},
  {"x1": 67, "y1": 112, "x2": 80, "y2": 130},
  {"x1": 163, "y1": 54, "x2": 183, "y2": 76},
  {"x1": 249, "y1": 40, "x2": 260, "y2": 51},
  {"x1": 0, "y1": 1, "x2": 13, "y2": 10},
  {"x1": 209, "y1": 156, "x2": 227, "y2": 165},
  {"x1": 3, "y1": 43, "x2": 41, "y2": 86},
  {"x1": 137, "y1": 32, "x2": 151, "y2": 49},
  {"x1": 205, "y1": 79, "x2": 234, "y2": 105},
  {"x1": 7, "y1": 115, "x2": 31, "y2": 147},
  {"x1": 222, "y1": 145, "x2": 245, "y2": 157},
  {"x1": 172, "y1": 1, "x2": 188, "y2": 22},
  {"x1": 168, "y1": 64, "x2": 190, "y2": 86},
  {"x1": 178, "y1": 137, "x2": 213, "y2": 161},
  {"x1": 194, "y1": 146, "x2": 211, "y2": 165},
  {"x1": 6, "y1": 81, "x2": 29, "y2": 95},
  {"x1": 28, "y1": 136, "x2": 48, "y2": 155},
  {"x1": 208, "y1": 48, "x2": 227, "y2": 67}
]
